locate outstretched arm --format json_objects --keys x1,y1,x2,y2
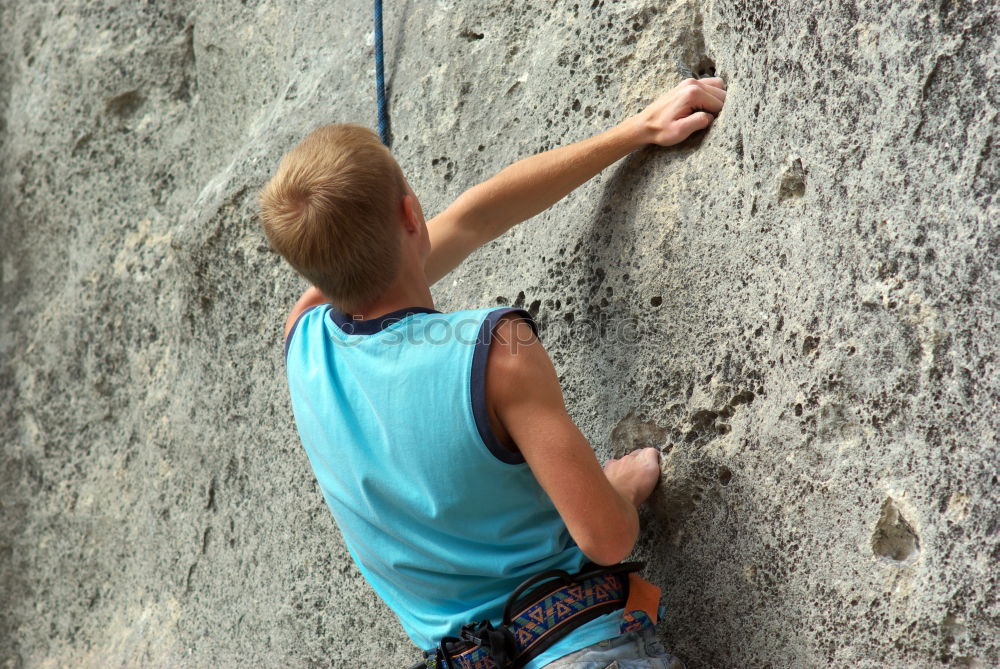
[{"x1": 424, "y1": 77, "x2": 726, "y2": 284}]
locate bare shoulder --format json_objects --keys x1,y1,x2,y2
[
  {"x1": 487, "y1": 313, "x2": 547, "y2": 382},
  {"x1": 488, "y1": 312, "x2": 541, "y2": 358},
  {"x1": 485, "y1": 311, "x2": 564, "y2": 416},
  {"x1": 283, "y1": 286, "x2": 328, "y2": 339}
]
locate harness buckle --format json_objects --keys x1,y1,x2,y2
[{"x1": 459, "y1": 620, "x2": 517, "y2": 668}]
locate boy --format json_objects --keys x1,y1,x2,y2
[{"x1": 260, "y1": 76, "x2": 726, "y2": 668}]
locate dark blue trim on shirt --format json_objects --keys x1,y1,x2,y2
[
  {"x1": 471, "y1": 307, "x2": 539, "y2": 465},
  {"x1": 284, "y1": 305, "x2": 322, "y2": 361},
  {"x1": 328, "y1": 306, "x2": 441, "y2": 335}
]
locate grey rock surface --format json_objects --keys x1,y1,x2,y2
[{"x1": 2, "y1": 1, "x2": 997, "y2": 667}]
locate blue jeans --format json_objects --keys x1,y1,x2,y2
[{"x1": 541, "y1": 627, "x2": 685, "y2": 668}]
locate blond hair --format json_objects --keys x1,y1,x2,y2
[{"x1": 259, "y1": 123, "x2": 406, "y2": 311}]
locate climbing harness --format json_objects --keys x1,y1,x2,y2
[
  {"x1": 409, "y1": 562, "x2": 662, "y2": 669},
  {"x1": 374, "y1": 0, "x2": 391, "y2": 147}
]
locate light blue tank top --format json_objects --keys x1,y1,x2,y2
[{"x1": 284, "y1": 304, "x2": 624, "y2": 667}]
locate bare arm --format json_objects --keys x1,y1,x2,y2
[
  {"x1": 425, "y1": 78, "x2": 727, "y2": 284},
  {"x1": 486, "y1": 315, "x2": 661, "y2": 565}
]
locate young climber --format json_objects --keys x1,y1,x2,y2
[{"x1": 260, "y1": 76, "x2": 726, "y2": 668}]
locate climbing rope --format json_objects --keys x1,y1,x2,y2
[{"x1": 374, "y1": 0, "x2": 391, "y2": 147}]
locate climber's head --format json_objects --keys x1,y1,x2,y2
[{"x1": 259, "y1": 123, "x2": 422, "y2": 313}]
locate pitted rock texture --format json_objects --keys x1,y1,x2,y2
[{"x1": 1, "y1": 1, "x2": 997, "y2": 667}]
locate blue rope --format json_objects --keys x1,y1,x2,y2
[{"x1": 374, "y1": 0, "x2": 391, "y2": 147}]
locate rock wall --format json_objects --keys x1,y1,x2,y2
[{"x1": 1, "y1": 1, "x2": 997, "y2": 667}]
